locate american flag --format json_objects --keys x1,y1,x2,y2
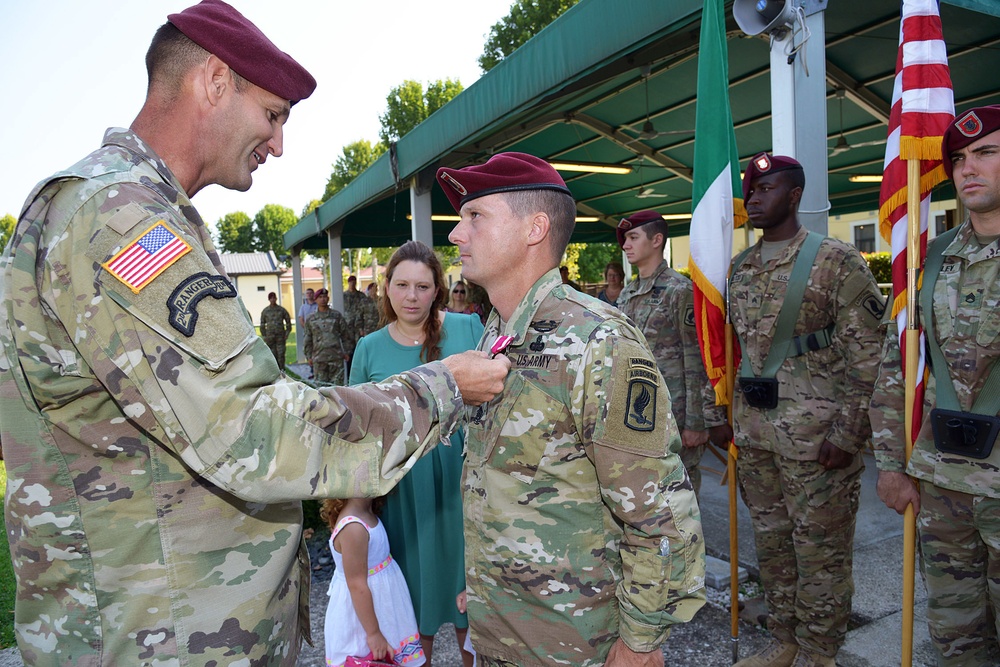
[
  {"x1": 877, "y1": 0, "x2": 954, "y2": 440},
  {"x1": 104, "y1": 222, "x2": 191, "y2": 293}
]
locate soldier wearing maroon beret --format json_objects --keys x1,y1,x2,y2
[
  {"x1": 439, "y1": 153, "x2": 706, "y2": 667},
  {"x1": 616, "y1": 210, "x2": 731, "y2": 496},
  {"x1": 0, "y1": 2, "x2": 511, "y2": 665},
  {"x1": 872, "y1": 105, "x2": 1000, "y2": 665},
  {"x1": 730, "y1": 154, "x2": 884, "y2": 667}
]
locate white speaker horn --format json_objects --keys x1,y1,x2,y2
[{"x1": 733, "y1": 0, "x2": 799, "y2": 37}]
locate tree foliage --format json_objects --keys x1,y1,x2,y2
[
  {"x1": 0, "y1": 214, "x2": 16, "y2": 251},
  {"x1": 216, "y1": 211, "x2": 254, "y2": 253},
  {"x1": 322, "y1": 140, "x2": 386, "y2": 202},
  {"x1": 479, "y1": 0, "x2": 581, "y2": 72},
  {"x1": 378, "y1": 79, "x2": 464, "y2": 146},
  {"x1": 576, "y1": 242, "x2": 622, "y2": 284},
  {"x1": 253, "y1": 204, "x2": 299, "y2": 259}
]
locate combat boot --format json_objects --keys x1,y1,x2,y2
[
  {"x1": 790, "y1": 647, "x2": 837, "y2": 667},
  {"x1": 733, "y1": 638, "x2": 799, "y2": 667}
]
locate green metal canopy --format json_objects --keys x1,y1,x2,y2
[{"x1": 285, "y1": 0, "x2": 1000, "y2": 252}]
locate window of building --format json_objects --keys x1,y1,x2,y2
[{"x1": 854, "y1": 223, "x2": 876, "y2": 253}]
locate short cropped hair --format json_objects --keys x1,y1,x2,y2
[
  {"x1": 503, "y1": 189, "x2": 577, "y2": 262},
  {"x1": 145, "y1": 22, "x2": 248, "y2": 99},
  {"x1": 642, "y1": 219, "x2": 669, "y2": 247}
]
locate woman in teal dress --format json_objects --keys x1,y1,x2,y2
[{"x1": 349, "y1": 241, "x2": 482, "y2": 667}]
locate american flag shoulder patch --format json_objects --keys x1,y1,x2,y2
[{"x1": 103, "y1": 221, "x2": 192, "y2": 293}]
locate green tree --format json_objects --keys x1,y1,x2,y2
[
  {"x1": 216, "y1": 211, "x2": 254, "y2": 253},
  {"x1": 302, "y1": 199, "x2": 322, "y2": 217},
  {"x1": 0, "y1": 214, "x2": 16, "y2": 251},
  {"x1": 577, "y1": 242, "x2": 621, "y2": 283},
  {"x1": 322, "y1": 140, "x2": 386, "y2": 202},
  {"x1": 561, "y1": 243, "x2": 582, "y2": 282},
  {"x1": 378, "y1": 78, "x2": 464, "y2": 146},
  {"x1": 479, "y1": 0, "x2": 581, "y2": 72},
  {"x1": 253, "y1": 204, "x2": 298, "y2": 257}
]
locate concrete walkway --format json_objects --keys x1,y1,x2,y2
[{"x1": 696, "y1": 448, "x2": 938, "y2": 666}]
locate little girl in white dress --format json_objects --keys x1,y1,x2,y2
[{"x1": 322, "y1": 497, "x2": 425, "y2": 667}]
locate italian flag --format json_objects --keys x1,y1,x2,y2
[{"x1": 688, "y1": 0, "x2": 746, "y2": 407}]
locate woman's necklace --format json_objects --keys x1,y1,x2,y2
[{"x1": 391, "y1": 322, "x2": 423, "y2": 345}]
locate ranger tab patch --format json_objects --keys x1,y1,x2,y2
[
  {"x1": 167, "y1": 272, "x2": 238, "y2": 337},
  {"x1": 103, "y1": 222, "x2": 191, "y2": 293}
]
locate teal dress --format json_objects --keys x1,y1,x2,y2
[{"x1": 349, "y1": 311, "x2": 484, "y2": 635}]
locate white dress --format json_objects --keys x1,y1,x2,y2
[{"x1": 325, "y1": 515, "x2": 426, "y2": 667}]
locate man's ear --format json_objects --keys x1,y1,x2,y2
[
  {"x1": 789, "y1": 186, "x2": 803, "y2": 208},
  {"x1": 203, "y1": 55, "x2": 233, "y2": 107},
  {"x1": 526, "y1": 211, "x2": 550, "y2": 248}
]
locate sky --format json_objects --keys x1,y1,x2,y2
[{"x1": 0, "y1": 0, "x2": 516, "y2": 230}]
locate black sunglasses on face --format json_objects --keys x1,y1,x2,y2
[{"x1": 453, "y1": 289, "x2": 465, "y2": 294}]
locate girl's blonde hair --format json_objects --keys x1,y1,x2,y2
[{"x1": 320, "y1": 497, "x2": 385, "y2": 531}]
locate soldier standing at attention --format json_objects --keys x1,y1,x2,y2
[
  {"x1": 617, "y1": 209, "x2": 732, "y2": 494},
  {"x1": 729, "y1": 153, "x2": 884, "y2": 667},
  {"x1": 343, "y1": 274, "x2": 380, "y2": 374},
  {"x1": 260, "y1": 290, "x2": 292, "y2": 370},
  {"x1": 303, "y1": 288, "x2": 351, "y2": 385},
  {"x1": 871, "y1": 105, "x2": 1000, "y2": 665},
  {"x1": 0, "y1": 2, "x2": 509, "y2": 664},
  {"x1": 438, "y1": 152, "x2": 705, "y2": 667}
]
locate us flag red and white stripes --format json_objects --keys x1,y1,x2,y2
[
  {"x1": 103, "y1": 222, "x2": 192, "y2": 293},
  {"x1": 877, "y1": 0, "x2": 954, "y2": 441}
]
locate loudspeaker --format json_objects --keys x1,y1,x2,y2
[{"x1": 733, "y1": 0, "x2": 798, "y2": 36}]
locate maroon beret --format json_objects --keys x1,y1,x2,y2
[
  {"x1": 168, "y1": 0, "x2": 316, "y2": 104},
  {"x1": 616, "y1": 210, "x2": 665, "y2": 248},
  {"x1": 436, "y1": 152, "x2": 572, "y2": 213},
  {"x1": 314, "y1": 288, "x2": 329, "y2": 297},
  {"x1": 741, "y1": 152, "x2": 803, "y2": 200},
  {"x1": 942, "y1": 105, "x2": 1000, "y2": 179}
]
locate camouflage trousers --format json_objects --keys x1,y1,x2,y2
[
  {"x1": 917, "y1": 482, "x2": 1000, "y2": 666},
  {"x1": 312, "y1": 358, "x2": 345, "y2": 385},
  {"x1": 263, "y1": 335, "x2": 286, "y2": 370},
  {"x1": 681, "y1": 443, "x2": 707, "y2": 496},
  {"x1": 737, "y1": 447, "x2": 863, "y2": 657}
]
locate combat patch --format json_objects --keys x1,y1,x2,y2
[
  {"x1": 103, "y1": 221, "x2": 191, "y2": 293},
  {"x1": 167, "y1": 272, "x2": 238, "y2": 337},
  {"x1": 860, "y1": 293, "x2": 886, "y2": 320},
  {"x1": 684, "y1": 304, "x2": 696, "y2": 327},
  {"x1": 596, "y1": 339, "x2": 670, "y2": 456}
]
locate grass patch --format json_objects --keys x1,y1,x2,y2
[{"x1": 1, "y1": 461, "x2": 15, "y2": 648}]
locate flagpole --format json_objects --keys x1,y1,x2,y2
[
  {"x1": 901, "y1": 158, "x2": 921, "y2": 667},
  {"x1": 725, "y1": 319, "x2": 739, "y2": 664}
]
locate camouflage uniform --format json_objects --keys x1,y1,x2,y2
[
  {"x1": 618, "y1": 259, "x2": 728, "y2": 493},
  {"x1": 871, "y1": 220, "x2": 1000, "y2": 665},
  {"x1": 260, "y1": 302, "x2": 292, "y2": 370},
  {"x1": 343, "y1": 288, "x2": 380, "y2": 357},
  {"x1": 729, "y1": 227, "x2": 883, "y2": 657},
  {"x1": 463, "y1": 268, "x2": 705, "y2": 666},
  {"x1": 0, "y1": 129, "x2": 465, "y2": 667},
  {"x1": 303, "y1": 307, "x2": 350, "y2": 385}
]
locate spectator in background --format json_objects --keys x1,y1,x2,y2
[
  {"x1": 596, "y1": 261, "x2": 625, "y2": 307},
  {"x1": 559, "y1": 265, "x2": 582, "y2": 291},
  {"x1": 446, "y1": 279, "x2": 485, "y2": 323},
  {"x1": 298, "y1": 287, "x2": 317, "y2": 328},
  {"x1": 351, "y1": 241, "x2": 482, "y2": 667}
]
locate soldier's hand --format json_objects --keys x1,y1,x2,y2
[
  {"x1": 681, "y1": 429, "x2": 710, "y2": 449},
  {"x1": 605, "y1": 638, "x2": 663, "y2": 667},
  {"x1": 708, "y1": 423, "x2": 734, "y2": 447},
  {"x1": 442, "y1": 350, "x2": 511, "y2": 406},
  {"x1": 817, "y1": 440, "x2": 853, "y2": 470},
  {"x1": 877, "y1": 470, "x2": 920, "y2": 515}
]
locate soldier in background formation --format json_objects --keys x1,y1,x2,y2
[
  {"x1": 343, "y1": 274, "x2": 380, "y2": 374},
  {"x1": 259, "y1": 290, "x2": 292, "y2": 370},
  {"x1": 439, "y1": 152, "x2": 705, "y2": 667},
  {"x1": 871, "y1": 105, "x2": 1000, "y2": 665},
  {"x1": 729, "y1": 154, "x2": 884, "y2": 667},
  {"x1": 0, "y1": 2, "x2": 510, "y2": 664},
  {"x1": 617, "y1": 209, "x2": 732, "y2": 495},
  {"x1": 304, "y1": 287, "x2": 351, "y2": 385}
]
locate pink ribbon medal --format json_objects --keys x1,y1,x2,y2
[{"x1": 490, "y1": 335, "x2": 515, "y2": 358}]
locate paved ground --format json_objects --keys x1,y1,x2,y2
[{"x1": 0, "y1": 446, "x2": 938, "y2": 667}]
